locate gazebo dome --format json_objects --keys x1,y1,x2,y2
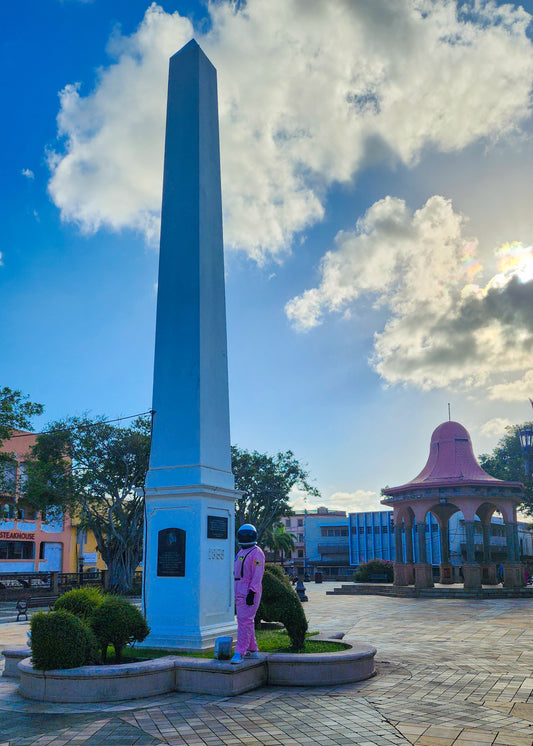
[
  {"x1": 382, "y1": 420, "x2": 524, "y2": 497},
  {"x1": 408, "y1": 420, "x2": 500, "y2": 485}
]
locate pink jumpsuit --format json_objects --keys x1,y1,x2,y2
[{"x1": 233, "y1": 545, "x2": 265, "y2": 655}]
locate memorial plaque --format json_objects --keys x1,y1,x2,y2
[
  {"x1": 157, "y1": 528, "x2": 186, "y2": 577},
  {"x1": 207, "y1": 515, "x2": 228, "y2": 540}
]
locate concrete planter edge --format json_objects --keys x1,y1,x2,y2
[{"x1": 15, "y1": 640, "x2": 377, "y2": 702}]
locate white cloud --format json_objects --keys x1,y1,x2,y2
[
  {"x1": 289, "y1": 485, "x2": 380, "y2": 513},
  {"x1": 286, "y1": 196, "x2": 533, "y2": 397},
  {"x1": 327, "y1": 490, "x2": 382, "y2": 513},
  {"x1": 47, "y1": 1, "x2": 533, "y2": 260},
  {"x1": 21, "y1": 169, "x2": 35, "y2": 179},
  {"x1": 479, "y1": 417, "x2": 512, "y2": 438},
  {"x1": 489, "y1": 369, "x2": 533, "y2": 401}
]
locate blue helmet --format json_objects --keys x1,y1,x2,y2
[{"x1": 237, "y1": 524, "x2": 257, "y2": 547}]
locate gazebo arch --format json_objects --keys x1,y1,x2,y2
[{"x1": 381, "y1": 421, "x2": 525, "y2": 590}]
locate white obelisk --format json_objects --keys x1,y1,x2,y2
[{"x1": 141, "y1": 39, "x2": 237, "y2": 649}]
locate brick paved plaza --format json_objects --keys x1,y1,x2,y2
[{"x1": 1, "y1": 584, "x2": 533, "y2": 746}]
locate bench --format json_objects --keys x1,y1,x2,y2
[
  {"x1": 16, "y1": 596, "x2": 59, "y2": 622},
  {"x1": 368, "y1": 573, "x2": 388, "y2": 582}
]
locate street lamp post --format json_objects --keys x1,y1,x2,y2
[{"x1": 518, "y1": 425, "x2": 533, "y2": 478}]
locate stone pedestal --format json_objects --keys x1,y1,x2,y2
[
  {"x1": 462, "y1": 563, "x2": 481, "y2": 590},
  {"x1": 439, "y1": 562, "x2": 454, "y2": 584},
  {"x1": 503, "y1": 562, "x2": 524, "y2": 589},
  {"x1": 414, "y1": 563, "x2": 434, "y2": 589},
  {"x1": 480, "y1": 563, "x2": 498, "y2": 585},
  {"x1": 394, "y1": 562, "x2": 415, "y2": 586},
  {"x1": 142, "y1": 487, "x2": 237, "y2": 650}
]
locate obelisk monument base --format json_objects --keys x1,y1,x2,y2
[{"x1": 142, "y1": 485, "x2": 237, "y2": 650}]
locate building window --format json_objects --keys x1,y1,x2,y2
[
  {"x1": 321, "y1": 527, "x2": 348, "y2": 537},
  {"x1": 297, "y1": 519, "x2": 303, "y2": 527},
  {"x1": 285, "y1": 519, "x2": 291, "y2": 528},
  {"x1": 366, "y1": 527, "x2": 372, "y2": 534},
  {"x1": 298, "y1": 534, "x2": 304, "y2": 542},
  {"x1": 0, "y1": 540, "x2": 35, "y2": 560},
  {"x1": 359, "y1": 526, "x2": 364, "y2": 534},
  {"x1": 297, "y1": 549, "x2": 304, "y2": 558},
  {"x1": 382, "y1": 525, "x2": 388, "y2": 533},
  {"x1": 2, "y1": 503, "x2": 16, "y2": 520},
  {"x1": 374, "y1": 526, "x2": 379, "y2": 534},
  {"x1": 0, "y1": 464, "x2": 16, "y2": 493}
]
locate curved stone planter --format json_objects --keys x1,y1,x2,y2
[
  {"x1": 17, "y1": 640, "x2": 377, "y2": 703},
  {"x1": 18, "y1": 656, "x2": 178, "y2": 703},
  {"x1": 265, "y1": 642, "x2": 376, "y2": 686}
]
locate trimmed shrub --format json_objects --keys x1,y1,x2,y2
[
  {"x1": 31, "y1": 610, "x2": 99, "y2": 670},
  {"x1": 354, "y1": 558, "x2": 393, "y2": 582},
  {"x1": 263, "y1": 563, "x2": 293, "y2": 589},
  {"x1": 256, "y1": 566, "x2": 308, "y2": 651},
  {"x1": 53, "y1": 587, "x2": 104, "y2": 620},
  {"x1": 90, "y1": 595, "x2": 150, "y2": 663}
]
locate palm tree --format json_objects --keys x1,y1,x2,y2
[{"x1": 263, "y1": 522, "x2": 296, "y2": 563}]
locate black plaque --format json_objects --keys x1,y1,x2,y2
[
  {"x1": 207, "y1": 515, "x2": 228, "y2": 540},
  {"x1": 157, "y1": 528, "x2": 186, "y2": 577}
]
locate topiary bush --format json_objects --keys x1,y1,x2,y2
[
  {"x1": 90, "y1": 595, "x2": 150, "y2": 663},
  {"x1": 354, "y1": 558, "x2": 394, "y2": 582},
  {"x1": 31, "y1": 610, "x2": 100, "y2": 670},
  {"x1": 53, "y1": 587, "x2": 104, "y2": 620},
  {"x1": 263, "y1": 564, "x2": 293, "y2": 589},
  {"x1": 256, "y1": 566, "x2": 308, "y2": 651}
]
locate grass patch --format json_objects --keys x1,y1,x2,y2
[{"x1": 121, "y1": 629, "x2": 348, "y2": 662}]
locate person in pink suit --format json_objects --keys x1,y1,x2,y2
[{"x1": 231, "y1": 524, "x2": 265, "y2": 664}]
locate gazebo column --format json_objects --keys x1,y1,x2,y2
[
  {"x1": 414, "y1": 520, "x2": 433, "y2": 589},
  {"x1": 405, "y1": 523, "x2": 415, "y2": 584},
  {"x1": 393, "y1": 523, "x2": 406, "y2": 586},
  {"x1": 480, "y1": 522, "x2": 497, "y2": 585},
  {"x1": 503, "y1": 522, "x2": 523, "y2": 588},
  {"x1": 462, "y1": 521, "x2": 481, "y2": 590},
  {"x1": 438, "y1": 522, "x2": 453, "y2": 584},
  {"x1": 393, "y1": 520, "x2": 414, "y2": 586}
]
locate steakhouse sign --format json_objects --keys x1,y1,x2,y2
[{"x1": 0, "y1": 531, "x2": 35, "y2": 540}]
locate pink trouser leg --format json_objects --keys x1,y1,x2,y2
[{"x1": 235, "y1": 596, "x2": 260, "y2": 655}]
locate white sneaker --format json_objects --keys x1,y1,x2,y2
[
  {"x1": 245, "y1": 651, "x2": 259, "y2": 659},
  {"x1": 230, "y1": 652, "x2": 243, "y2": 664}
]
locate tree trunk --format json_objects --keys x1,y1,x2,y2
[{"x1": 104, "y1": 547, "x2": 141, "y2": 594}]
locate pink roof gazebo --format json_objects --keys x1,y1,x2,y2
[{"x1": 381, "y1": 421, "x2": 525, "y2": 590}]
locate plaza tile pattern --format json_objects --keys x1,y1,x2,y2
[{"x1": 1, "y1": 586, "x2": 533, "y2": 745}]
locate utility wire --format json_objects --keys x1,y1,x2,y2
[{"x1": 4, "y1": 410, "x2": 154, "y2": 439}]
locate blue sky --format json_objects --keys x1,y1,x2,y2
[{"x1": 2, "y1": 0, "x2": 533, "y2": 512}]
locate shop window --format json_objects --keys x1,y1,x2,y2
[{"x1": 0, "y1": 540, "x2": 35, "y2": 560}]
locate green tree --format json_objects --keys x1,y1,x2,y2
[
  {"x1": 0, "y1": 386, "x2": 43, "y2": 492},
  {"x1": 263, "y1": 522, "x2": 296, "y2": 562},
  {"x1": 23, "y1": 415, "x2": 150, "y2": 594},
  {"x1": 479, "y1": 421, "x2": 533, "y2": 513},
  {"x1": 231, "y1": 446, "x2": 319, "y2": 542}
]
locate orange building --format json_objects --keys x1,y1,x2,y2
[{"x1": 0, "y1": 430, "x2": 72, "y2": 573}]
